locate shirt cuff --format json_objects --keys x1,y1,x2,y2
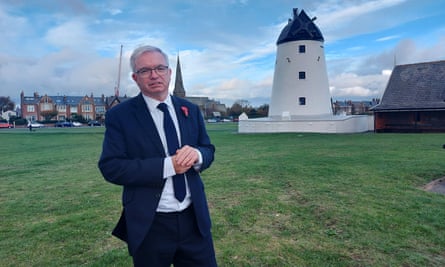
[
  {"x1": 163, "y1": 156, "x2": 176, "y2": 178},
  {"x1": 163, "y1": 149, "x2": 203, "y2": 177},
  {"x1": 193, "y1": 148, "x2": 203, "y2": 171}
]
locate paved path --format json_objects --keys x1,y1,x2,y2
[{"x1": 423, "y1": 178, "x2": 445, "y2": 195}]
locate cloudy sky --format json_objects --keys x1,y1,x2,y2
[{"x1": 1, "y1": 0, "x2": 444, "y2": 107}]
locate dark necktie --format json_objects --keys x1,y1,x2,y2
[{"x1": 157, "y1": 103, "x2": 186, "y2": 202}]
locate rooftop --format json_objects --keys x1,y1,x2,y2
[
  {"x1": 372, "y1": 60, "x2": 445, "y2": 111},
  {"x1": 277, "y1": 8, "x2": 324, "y2": 45}
]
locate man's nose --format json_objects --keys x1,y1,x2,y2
[{"x1": 150, "y1": 70, "x2": 160, "y2": 78}]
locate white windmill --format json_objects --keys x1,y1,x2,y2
[
  {"x1": 238, "y1": 8, "x2": 373, "y2": 133},
  {"x1": 269, "y1": 8, "x2": 332, "y2": 119}
]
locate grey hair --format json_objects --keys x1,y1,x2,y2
[{"x1": 129, "y1": 45, "x2": 169, "y2": 72}]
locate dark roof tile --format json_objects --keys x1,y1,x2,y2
[{"x1": 372, "y1": 60, "x2": 445, "y2": 111}]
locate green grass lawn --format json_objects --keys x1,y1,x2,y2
[{"x1": 1, "y1": 125, "x2": 444, "y2": 266}]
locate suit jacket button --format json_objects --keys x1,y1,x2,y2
[{"x1": 155, "y1": 194, "x2": 161, "y2": 198}]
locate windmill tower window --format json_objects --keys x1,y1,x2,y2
[
  {"x1": 299, "y1": 71, "x2": 306, "y2": 79},
  {"x1": 299, "y1": 97, "x2": 306, "y2": 105},
  {"x1": 299, "y1": 45, "x2": 306, "y2": 53}
]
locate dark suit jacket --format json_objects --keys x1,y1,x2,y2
[{"x1": 98, "y1": 93, "x2": 215, "y2": 255}]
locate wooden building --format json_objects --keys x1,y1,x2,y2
[{"x1": 371, "y1": 60, "x2": 445, "y2": 133}]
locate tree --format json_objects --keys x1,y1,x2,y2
[
  {"x1": 0, "y1": 96, "x2": 15, "y2": 112},
  {"x1": 71, "y1": 113, "x2": 87, "y2": 123},
  {"x1": 40, "y1": 110, "x2": 58, "y2": 121},
  {"x1": 229, "y1": 101, "x2": 243, "y2": 117},
  {"x1": 237, "y1": 99, "x2": 250, "y2": 109},
  {"x1": 256, "y1": 104, "x2": 269, "y2": 117}
]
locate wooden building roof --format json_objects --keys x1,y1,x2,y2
[{"x1": 372, "y1": 60, "x2": 445, "y2": 111}]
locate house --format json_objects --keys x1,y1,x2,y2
[
  {"x1": 371, "y1": 60, "x2": 445, "y2": 133},
  {"x1": 332, "y1": 99, "x2": 379, "y2": 115},
  {"x1": 20, "y1": 55, "x2": 224, "y2": 124},
  {"x1": 20, "y1": 91, "x2": 129, "y2": 123},
  {"x1": 1, "y1": 110, "x2": 17, "y2": 121}
]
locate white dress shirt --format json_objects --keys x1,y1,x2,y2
[{"x1": 143, "y1": 95, "x2": 201, "y2": 212}]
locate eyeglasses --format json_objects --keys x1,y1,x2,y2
[{"x1": 135, "y1": 65, "x2": 169, "y2": 78}]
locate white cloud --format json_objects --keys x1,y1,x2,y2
[
  {"x1": 395, "y1": 36, "x2": 445, "y2": 64},
  {"x1": 376, "y1": 35, "x2": 401, "y2": 42},
  {"x1": 0, "y1": 7, "x2": 27, "y2": 40},
  {"x1": 331, "y1": 86, "x2": 375, "y2": 98},
  {"x1": 45, "y1": 20, "x2": 90, "y2": 48},
  {"x1": 108, "y1": 8, "x2": 122, "y2": 16},
  {"x1": 315, "y1": 0, "x2": 407, "y2": 41},
  {"x1": 382, "y1": 69, "x2": 392, "y2": 76},
  {"x1": 329, "y1": 72, "x2": 391, "y2": 99}
]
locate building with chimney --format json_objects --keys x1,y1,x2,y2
[{"x1": 20, "y1": 91, "x2": 128, "y2": 123}]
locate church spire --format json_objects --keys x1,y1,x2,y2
[{"x1": 173, "y1": 54, "x2": 186, "y2": 98}]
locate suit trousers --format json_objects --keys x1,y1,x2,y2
[{"x1": 132, "y1": 206, "x2": 217, "y2": 267}]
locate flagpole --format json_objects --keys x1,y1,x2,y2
[{"x1": 116, "y1": 44, "x2": 123, "y2": 97}]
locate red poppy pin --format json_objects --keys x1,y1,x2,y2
[{"x1": 181, "y1": 106, "x2": 189, "y2": 117}]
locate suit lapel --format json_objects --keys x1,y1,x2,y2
[
  {"x1": 171, "y1": 97, "x2": 190, "y2": 145},
  {"x1": 133, "y1": 94, "x2": 165, "y2": 155}
]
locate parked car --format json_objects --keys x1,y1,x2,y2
[
  {"x1": 88, "y1": 120, "x2": 101, "y2": 126},
  {"x1": 55, "y1": 121, "x2": 73, "y2": 127},
  {"x1": 72, "y1": 121, "x2": 83, "y2": 127},
  {"x1": 0, "y1": 122, "x2": 12, "y2": 128},
  {"x1": 28, "y1": 122, "x2": 45, "y2": 128}
]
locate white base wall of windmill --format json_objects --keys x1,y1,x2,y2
[{"x1": 238, "y1": 115, "x2": 374, "y2": 133}]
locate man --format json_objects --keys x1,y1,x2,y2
[{"x1": 98, "y1": 45, "x2": 217, "y2": 266}]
